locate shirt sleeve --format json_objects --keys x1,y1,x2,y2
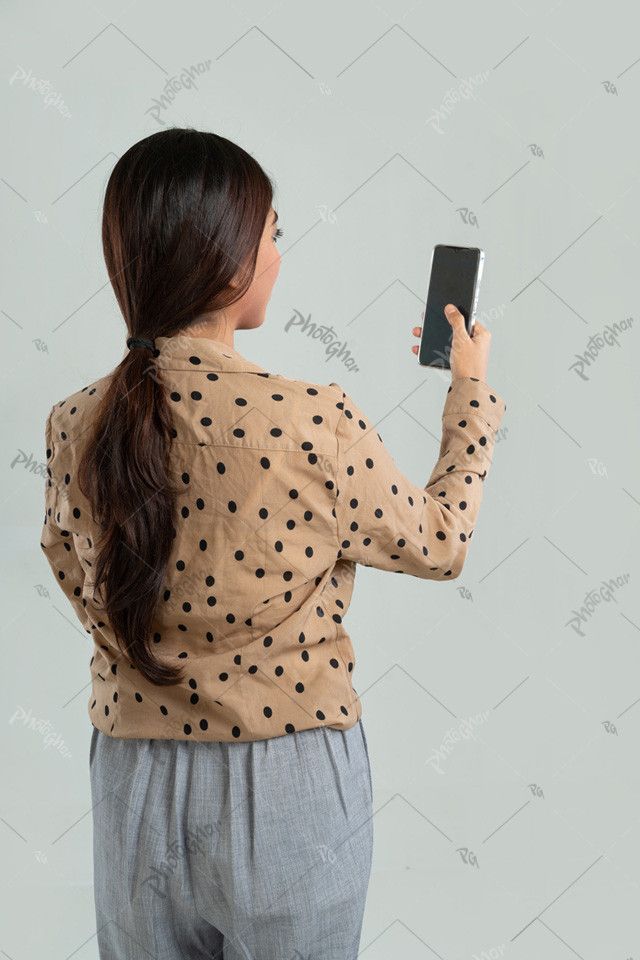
[
  {"x1": 330, "y1": 376, "x2": 507, "y2": 580},
  {"x1": 40, "y1": 407, "x2": 93, "y2": 636}
]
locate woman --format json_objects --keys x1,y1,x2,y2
[{"x1": 40, "y1": 127, "x2": 506, "y2": 960}]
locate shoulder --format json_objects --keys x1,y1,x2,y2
[
  {"x1": 257, "y1": 371, "x2": 341, "y2": 400},
  {"x1": 47, "y1": 373, "x2": 114, "y2": 441},
  {"x1": 253, "y1": 373, "x2": 347, "y2": 428}
]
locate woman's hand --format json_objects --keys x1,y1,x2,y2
[
  {"x1": 411, "y1": 305, "x2": 492, "y2": 383},
  {"x1": 410, "y1": 313, "x2": 424, "y2": 357}
]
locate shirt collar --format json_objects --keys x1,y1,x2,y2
[{"x1": 153, "y1": 334, "x2": 268, "y2": 375}]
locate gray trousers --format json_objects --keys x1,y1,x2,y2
[{"x1": 89, "y1": 719, "x2": 374, "y2": 959}]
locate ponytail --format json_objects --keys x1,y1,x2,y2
[
  {"x1": 78, "y1": 344, "x2": 183, "y2": 683},
  {"x1": 76, "y1": 127, "x2": 274, "y2": 684}
]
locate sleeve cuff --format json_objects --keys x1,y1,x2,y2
[{"x1": 442, "y1": 376, "x2": 506, "y2": 432}]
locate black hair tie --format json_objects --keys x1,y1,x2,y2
[{"x1": 127, "y1": 336, "x2": 155, "y2": 351}]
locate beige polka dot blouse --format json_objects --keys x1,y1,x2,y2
[{"x1": 40, "y1": 334, "x2": 507, "y2": 742}]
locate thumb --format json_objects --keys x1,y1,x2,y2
[{"x1": 444, "y1": 304, "x2": 468, "y2": 335}]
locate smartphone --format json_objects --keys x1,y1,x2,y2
[{"x1": 418, "y1": 244, "x2": 484, "y2": 369}]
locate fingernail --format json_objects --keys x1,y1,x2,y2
[{"x1": 445, "y1": 304, "x2": 455, "y2": 314}]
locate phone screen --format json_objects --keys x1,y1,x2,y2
[{"x1": 419, "y1": 245, "x2": 483, "y2": 369}]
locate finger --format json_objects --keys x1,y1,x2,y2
[
  {"x1": 413, "y1": 326, "x2": 422, "y2": 336},
  {"x1": 471, "y1": 319, "x2": 490, "y2": 337},
  {"x1": 444, "y1": 304, "x2": 469, "y2": 336}
]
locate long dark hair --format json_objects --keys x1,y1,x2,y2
[{"x1": 77, "y1": 128, "x2": 275, "y2": 685}]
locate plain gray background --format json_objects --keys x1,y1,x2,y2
[{"x1": 4, "y1": 0, "x2": 640, "y2": 956}]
